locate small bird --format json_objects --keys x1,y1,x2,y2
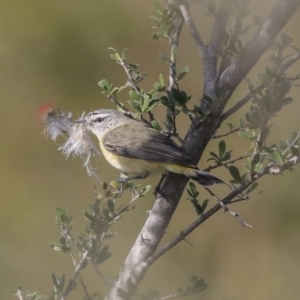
[{"x1": 82, "y1": 109, "x2": 223, "y2": 186}]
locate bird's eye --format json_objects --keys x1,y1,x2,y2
[{"x1": 96, "y1": 117, "x2": 103, "y2": 122}]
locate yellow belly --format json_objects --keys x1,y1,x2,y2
[
  {"x1": 99, "y1": 141, "x2": 193, "y2": 177},
  {"x1": 100, "y1": 142, "x2": 167, "y2": 176}
]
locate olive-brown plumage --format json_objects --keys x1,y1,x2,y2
[{"x1": 84, "y1": 109, "x2": 223, "y2": 186}]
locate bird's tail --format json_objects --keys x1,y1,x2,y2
[{"x1": 187, "y1": 169, "x2": 224, "y2": 186}]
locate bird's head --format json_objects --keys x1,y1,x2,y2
[{"x1": 81, "y1": 109, "x2": 128, "y2": 138}]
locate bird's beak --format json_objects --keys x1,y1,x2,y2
[{"x1": 74, "y1": 118, "x2": 87, "y2": 124}]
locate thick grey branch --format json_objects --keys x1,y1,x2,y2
[
  {"x1": 219, "y1": 0, "x2": 300, "y2": 93},
  {"x1": 178, "y1": 2, "x2": 205, "y2": 53},
  {"x1": 209, "y1": 0, "x2": 230, "y2": 54}
]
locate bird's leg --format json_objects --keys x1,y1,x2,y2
[
  {"x1": 117, "y1": 172, "x2": 149, "y2": 194},
  {"x1": 117, "y1": 172, "x2": 149, "y2": 183},
  {"x1": 154, "y1": 174, "x2": 166, "y2": 197}
]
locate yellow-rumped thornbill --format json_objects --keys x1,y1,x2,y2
[{"x1": 82, "y1": 109, "x2": 224, "y2": 186}]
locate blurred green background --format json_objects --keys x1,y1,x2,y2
[{"x1": 1, "y1": 1, "x2": 300, "y2": 299}]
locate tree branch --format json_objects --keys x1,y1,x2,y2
[
  {"x1": 62, "y1": 246, "x2": 91, "y2": 300},
  {"x1": 219, "y1": 0, "x2": 300, "y2": 94},
  {"x1": 212, "y1": 124, "x2": 249, "y2": 139},
  {"x1": 105, "y1": 2, "x2": 300, "y2": 299},
  {"x1": 220, "y1": 84, "x2": 263, "y2": 123},
  {"x1": 204, "y1": 154, "x2": 251, "y2": 172},
  {"x1": 205, "y1": 187, "x2": 252, "y2": 228},
  {"x1": 147, "y1": 156, "x2": 300, "y2": 266},
  {"x1": 178, "y1": 2, "x2": 205, "y2": 54},
  {"x1": 209, "y1": 0, "x2": 230, "y2": 55}
]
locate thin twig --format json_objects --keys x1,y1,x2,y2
[
  {"x1": 220, "y1": 83, "x2": 264, "y2": 123},
  {"x1": 78, "y1": 274, "x2": 91, "y2": 299},
  {"x1": 62, "y1": 246, "x2": 92, "y2": 299},
  {"x1": 114, "y1": 189, "x2": 143, "y2": 216},
  {"x1": 217, "y1": 13, "x2": 241, "y2": 82},
  {"x1": 178, "y1": 3, "x2": 205, "y2": 54},
  {"x1": 251, "y1": 116, "x2": 269, "y2": 178},
  {"x1": 107, "y1": 95, "x2": 129, "y2": 112},
  {"x1": 15, "y1": 288, "x2": 24, "y2": 300},
  {"x1": 93, "y1": 264, "x2": 113, "y2": 286},
  {"x1": 212, "y1": 124, "x2": 249, "y2": 139},
  {"x1": 59, "y1": 224, "x2": 92, "y2": 300},
  {"x1": 160, "y1": 293, "x2": 180, "y2": 300},
  {"x1": 280, "y1": 50, "x2": 300, "y2": 71},
  {"x1": 282, "y1": 130, "x2": 300, "y2": 155},
  {"x1": 165, "y1": 4, "x2": 184, "y2": 133},
  {"x1": 204, "y1": 154, "x2": 251, "y2": 172},
  {"x1": 118, "y1": 60, "x2": 140, "y2": 94},
  {"x1": 209, "y1": 1, "x2": 230, "y2": 55},
  {"x1": 205, "y1": 187, "x2": 252, "y2": 228},
  {"x1": 147, "y1": 156, "x2": 300, "y2": 267}
]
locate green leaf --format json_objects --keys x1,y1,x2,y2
[
  {"x1": 151, "y1": 120, "x2": 162, "y2": 131},
  {"x1": 252, "y1": 153, "x2": 260, "y2": 165},
  {"x1": 239, "y1": 131, "x2": 254, "y2": 140},
  {"x1": 107, "y1": 199, "x2": 114, "y2": 213},
  {"x1": 209, "y1": 151, "x2": 219, "y2": 160},
  {"x1": 270, "y1": 150, "x2": 283, "y2": 164},
  {"x1": 257, "y1": 72, "x2": 271, "y2": 84},
  {"x1": 110, "y1": 53, "x2": 120, "y2": 61},
  {"x1": 229, "y1": 166, "x2": 242, "y2": 182},
  {"x1": 158, "y1": 53, "x2": 172, "y2": 65},
  {"x1": 227, "y1": 123, "x2": 234, "y2": 130},
  {"x1": 129, "y1": 90, "x2": 140, "y2": 100},
  {"x1": 140, "y1": 185, "x2": 152, "y2": 195},
  {"x1": 246, "y1": 182, "x2": 259, "y2": 194},
  {"x1": 189, "y1": 182, "x2": 197, "y2": 195},
  {"x1": 201, "y1": 199, "x2": 209, "y2": 213},
  {"x1": 117, "y1": 85, "x2": 128, "y2": 94},
  {"x1": 98, "y1": 79, "x2": 110, "y2": 91},
  {"x1": 97, "y1": 245, "x2": 112, "y2": 265},
  {"x1": 218, "y1": 140, "x2": 226, "y2": 159},
  {"x1": 107, "y1": 47, "x2": 117, "y2": 52},
  {"x1": 182, "y1": 107, "x2": 193, "y2": 115},
  {"x1": 158, "y1": 74, "x2": 165, "y2": 86},
  {"x1": 127, "y1": 100, "x2": 142, "y2": 112},
  {"x1": 160, "y1": 96, "x2": 169, "y2": 107},
  {"x1": 282, "y1": 97, "x2": 293, "y2": 106},
  {"x1": 84, "y1": 212, "x2": 94, "y2": 222},
  {"x1": 260, "y1": 146, "x2": 274, "y2": 154},
  {"x1": 177, "y1": 65, "x2": 189, "y2": 80},
  {"x1": 142, "y1": 95, "x2": 150, "y2": 113},
  {"x1": 50, "y1": 244, "x2": 62, "y2": 252},
  {"x1": 171, "y1": 46, "x2": 178, "y2": 62},
  {"x1": 193, "y1": 105, "x2": 205, "y2": 117},
  {"x1": 110, "y1": 180, "x2": 120, "y2": 189},
  {"x1": 222, "y1": 151, "x2": 231, "y2": 161},
  {"x1": 203, "y1": 94, "x2": 213, "y2": 104}
]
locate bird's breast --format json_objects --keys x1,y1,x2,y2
[{"x1": 99, "y1": 141, "x2": 166, "y2": 176}]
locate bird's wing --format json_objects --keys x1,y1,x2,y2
[{"x1": 102, "y1": 122, "x2": 197, "y2": 168}]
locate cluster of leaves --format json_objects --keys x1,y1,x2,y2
[
  {"x1": 98, "y1": 46, "x2": 193, "y2": 137},
  {"x1": 98, "y1": 48, "x2": 161, "y2": 118},
  {"x1": 187, "y1": 182, "x2": 209, "y2": 216},
  {"x1": 252, "y1": 34, "x2": 295, "y2": 116},
  {"x1": 204, "y1": 31, "x2": 300, "y2": 202}
]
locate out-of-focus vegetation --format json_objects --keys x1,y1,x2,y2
[{"x1": 1, "y1": 1, "x2": 300, "y2": 299}]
